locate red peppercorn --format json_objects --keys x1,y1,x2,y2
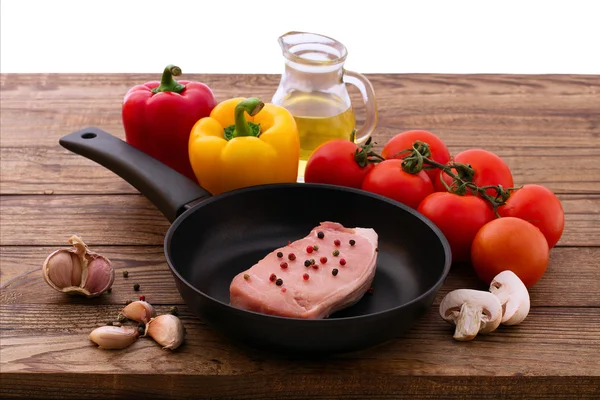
[
  {"x1": 339, "y1": 258, "x2": 346, "y2": 266},
  {"x1": 280, "y1": 262, "x2": 288, "y2": 269},
  {"x1": 334, "y1": 239, "x2": 341, "y2": 246},
  {"x1": 281, "y1": 288, "x2": 287, "y2": 293},
  {"x1": 320, "y1": 256, "x2": 327, "y2": 264},
  {"x1": 269, "y1": 273, "x2": 277, "y2": 282},
  {"x1": 306, "y1": 246, "x2": 313, "y2": 253},
  {"x1": 288, "y1": 253, "x2": 296, "y2": 261},
  {"x1": 368, "y1": 286, "x2": 374, "y2": 294},
  {"x1": 312, "y1": 264, "x2": 319, "y2": 270},
  {"x1": 303, "y1": 273, "x2": 309, "y2": 280},
  {"x1": 139, "y1": 295, "x2": 145, "y2": 301}
]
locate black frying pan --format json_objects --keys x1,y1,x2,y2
[{"x1": 59, "y1": 127, "x2": 451, "y2": 354}]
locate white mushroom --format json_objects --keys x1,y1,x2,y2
[
  {"x1": 439, "y1": 289, "x2": 503, "y2": 341},
  {"x1": 489, "y1": 270, "x2": 530, "y2": 325}
]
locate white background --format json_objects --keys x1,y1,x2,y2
[{"x1": 1, "y1": 0, "x2": 599, "y2": 74}]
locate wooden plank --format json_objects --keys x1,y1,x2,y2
[
  {"x1": 2, "y1": 246, "x2": 599, "y2": 308},
  {"x1": 1, "y1": 73, "x2": 599, "y2": 195},
  {"x1": 1, "y1": 194, "x2": 597, "y2": 247},
  {"x1": 1, "y1": 304, "x2": 599, "y2": 378},
  {"x1": 2, "y1": 375, "x2": 598, "y2": 400},
  {"x1": 2, "y1": 145, "x2": 598, "y2": 195}
]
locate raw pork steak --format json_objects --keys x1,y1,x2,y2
[{"x1": 229, "y1": 221, "x2": 378, "y2": 319}]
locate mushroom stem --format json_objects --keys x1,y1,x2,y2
[{"x1": 454, "y1": 302, "x2": 482, "y2": 341}]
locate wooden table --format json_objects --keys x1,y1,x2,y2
[{"x1": 1, "y1": 73, "x2": 599, "y2": 399}]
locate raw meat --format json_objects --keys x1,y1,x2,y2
[{"x1": 229, "y1": 221, "x2": 378, "y2": 319}]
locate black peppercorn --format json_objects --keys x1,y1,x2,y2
[
  {"x1": 276, "y1": 278, "x2": 283, "y2": 286},
  {"x1": 349, "y1": 239, "x2": 356, "y2": 246},
  {"x1": 304, "y1": 260, "x2": 311, "y2": 267},
  {"x1": 133, "y1": 283, "x2": 140, "y2": 291},
  {"x1": 332, "y1": 268, "x2": 339, "y2": 276},
  {"x1": 317, "y1": 231, "x2": 324, "y2": 239},
  {"x1": 277, "y1": 251, "x2": 283, "y2": 258},
  {"x1": 122, "y1": 270, "x2": 129, "y2": 278}
]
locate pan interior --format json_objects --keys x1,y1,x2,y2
[{"x1": 167, "y1": 185, "x2": 449, "y2": 318}]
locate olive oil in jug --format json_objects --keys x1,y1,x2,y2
[{"x1": 281, "y1": 91, "x2": 356, "y2": 162}]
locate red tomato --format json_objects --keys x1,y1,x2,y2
[
  {"x1": 471, "y1": 217, "x2": 550, "y2": 288},
  {"x1": 498, "y1": 184, "x2": 564, "y2": 248},
  {"x1": 304, "y1": 140, "x2": 374, "y2": 189},
  {"x1": 434, "y1": 149, "x2": 514, "y2": 196},
  {"x1": 417, "y1": 192, "x2": 495, "y2": 263},
  {"x1": 382, "y1": 130, "x2": 451, "y2": 181},
  {"x1": 361, "y1": 159, "x2": 434, "y2": 209}
]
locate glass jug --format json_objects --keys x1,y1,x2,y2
[{"x1": 271, "y1": 31, "x2": 378, "y2": 180}]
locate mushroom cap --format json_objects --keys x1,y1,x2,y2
[
  {"x1": 489, "y1": 270, "x2": 531, "y2": 325},
  {"x1": 439, "y1": 289, "x2": 503, "y2": 335}
]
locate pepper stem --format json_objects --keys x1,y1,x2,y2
[
  {"x1": 151, "y1": 64, "x2": 186, "y2": 94},
  {"x1": 231, "y1": 98, "x2": 265, "y2": 138}
]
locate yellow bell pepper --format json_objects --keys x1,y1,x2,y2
[{"x1": 188, "y1": 97, "x2": 300, "y2": 195}]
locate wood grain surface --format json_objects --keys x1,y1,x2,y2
[{"x1": 1, "y1": 73, "x2": 599, "y2": 399}]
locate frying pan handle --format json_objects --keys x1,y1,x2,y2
[{"x1": 59, "y1": 127, "x2": 212, "y2": 223}]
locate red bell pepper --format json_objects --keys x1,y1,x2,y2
[{"x1": 122, "y1": 64, "x2": 217, "y2": 182}]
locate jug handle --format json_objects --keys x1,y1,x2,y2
[{"x1": 342, "y1": 70, "x2": 378, "y2": 145}]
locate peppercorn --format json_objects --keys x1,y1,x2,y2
[
  {"x1": 312, "y1": 264, "x2": 319, "y2": 270},
  {"x1": 275, "y1": 278, "x2": 283, "y2": 286},
  {"x1": 169, "y1": 306, "x2": 179, "y2": 316},
  {"x1": 349, "y1": 239, "x2": 356, "y2": 246},
  {"x1": 280, "y1": 261, "x2": 288, "y2": 269},
  {"x1": 106, "y1": 288, "x2": 112, "y2": 294},
  {"x1": 106, "y1": 321, "x2": 114, "y2": 326},
  {"x1": 122, "y1": 270, "x2": 129, "y2": 278},
  {"x1": 306, "y1": 246, "x2": 313, "y2": 253},
  {"x1": 244, "y1": 274, "x2": 250, "y2": 280},
  {"x1": 332, "y1": 249, "x2": 340, "y2": 257},
  {"x1": 304, "y1": 260, "x2": 311, "y2": 267},
  {"x1": 137, "y1": 325, "x2": 145, "y2": 335},
  {"x1": 139, "y1": 295, "x2": 145, "y2": 301},
  {"x1": 332, "y1": 268, "x2": 339, "y2": 276},
  {"x1": 313, "y1": 245, "x2": 319, "y2": 251},
  {"x1": 133, "y1": 283, "x2": 140, "y2": 291},
  {"x1": 117, "y1": 314, "x2": 127, "y2": 323},
  {"x1": 334, "y1": 239, "x2": 341, "y2": 246},
  {"x1": 269, "y1": 273, "x2": 277, "y2": 282},
  {"x1": 339, "y1": 258, "x2": 347, "y2": 266},
  {"x1": 320, "y1": 256, "x2": 328, "y2": 264},
  {"x1": 368, "y1": 286, "x2": 374, "y2": 294},
  {"x1": 303, "y1": 273, "x2": 309, "y2": 280},
  {"x1": 317, "y1": 231, "x2": 324, "y2": 239},
  {"x1": 288, "y1": 253, "x2": 296, "y2": 261},
  {"x1": 277, "y1": 251, "x2": 283, "y2": 258}
]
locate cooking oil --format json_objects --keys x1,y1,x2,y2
[{"x1": 280, "y1": 91, "x2": 356, "y2": 179}]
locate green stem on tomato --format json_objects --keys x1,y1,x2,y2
[
  {"x1": 399, "y1": 140, "x2": 518, "y2": 217},
  {"x1": 151, "y1": 64, "x2": 186, "y2": 94}
]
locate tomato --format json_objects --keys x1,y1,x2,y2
[
  {"x1": 434, "y1": 149, "x2": 514, "y2": 196},
  {"x1": 382, "y1": 130, "x2": 451, "y2": 181},
  {"x1": 304, "y1": 140, "x2": 374, "y2": 189},
  {"x1": 498, "y1": 184, "x2": 564, "y2": 248},
  {"x1": 471, "y1": 217, "x2": 549, "y2": 287},
  {"x1": 417, "y1": 192, "x2": 495, "y2": 263},
  {"x1": 361, "y1": 159, "x2": 434, "y2": 209}
]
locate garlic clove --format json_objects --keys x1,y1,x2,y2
[
  {"x1": 44, "y1": 250, "x2": 79, "y2": 290},
  {"x1": 89, "y1": 325, "x2": 138, "y2": 349},
  {"x1": 121, "y1": 300, "x2": 156, "y2": 324},
  {"x1": 145, "y1": 314, "x2": 186, "y2": 350},
  {"x1": 82, "y1": 257, "x2": 115, "y2": 295},
  {"x1": 42, "y1": 235, "x2": 114, "y2": 297}
]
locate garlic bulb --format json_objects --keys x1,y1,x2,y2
[
  {"x1": 42, "y1": 235, "x2": 114, "y2": 297},
  {"x1": 89, "y1": 325, "x2": 138, "y2": 349},
  {"x1": 145, "y1": 314, "x2": 185, "y2": 350}
]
